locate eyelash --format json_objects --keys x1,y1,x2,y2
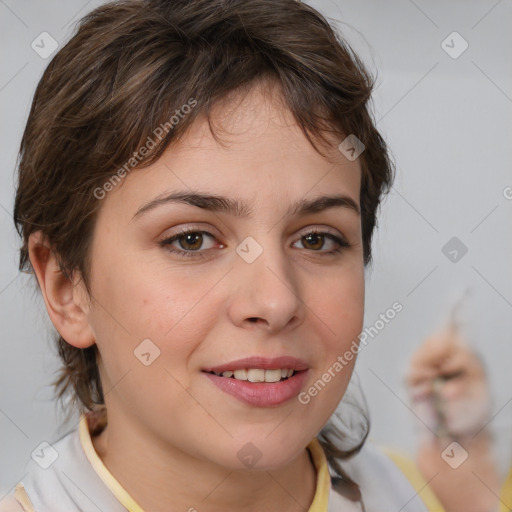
[{"x1": 159, "y1": 228, "x2": 350, "y2": 259}]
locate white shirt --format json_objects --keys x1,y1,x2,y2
[{"x1": 1, "y1": 414, "x2": 430, "y2": 512}]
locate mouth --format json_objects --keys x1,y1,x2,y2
[
  {"x1": 202, "y1": 356, "x2": 309, "y2": 407},
  {"x1": 206, "y1": 368, "x2": 300, "y2": 383}
]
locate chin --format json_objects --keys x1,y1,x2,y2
[{"x1": 211, "y1": 433, "x2": 310, "y2": 472}]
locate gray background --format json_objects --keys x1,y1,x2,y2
[{"x1": 1, "y1": 0, "x2": 511, "y2": 494}]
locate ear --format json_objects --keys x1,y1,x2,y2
[{"x1": 28, "y1": 231, "x2": 95, "y2": 349}]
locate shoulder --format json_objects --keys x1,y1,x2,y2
[
  {"x1": 12, "y1": 415, "x2": 126, "y2": 512},
  {"x1": 0, "y1": 484, "x2": 35, "y2": 512},
  {"x1": 0, "y1": 495, "x2": 25, "y2": 512},
  {"x1": 332, "y1": 441, "x2": 433, "y2": 512},
  {"x1": 3, "y1": 426, "x2": 81, "y2": 512},
  {"x1": 379, "y1": 446, "x2": 445, "y2": 512},
  {"x1": 0, "y1": 424, "x2": 87, "y2": 512}
]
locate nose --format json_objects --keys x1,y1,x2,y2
[{"x1": 226, "y1": 238, "x2": 305, "y2": 335}]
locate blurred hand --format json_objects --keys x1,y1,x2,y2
[
  {"x1": 406, "y1": 323, "x2": 491, "y2": 439},
  {"x1": 406, "y1": 324, "x2": 500, "y2": 512}
]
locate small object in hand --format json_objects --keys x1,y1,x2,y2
[{"x1": 432, "y1": 377, "x2": 448, "y2": 439}]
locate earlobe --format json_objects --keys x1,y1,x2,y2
[{"x1": 28, "y1": 231, "x2": 96, "y2": 349}]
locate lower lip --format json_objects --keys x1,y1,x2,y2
[{"x1": 204, "y1": 371, "x2": 309, "y2": 407}]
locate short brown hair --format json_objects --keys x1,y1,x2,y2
[{"x1": 14, "y1": 0, "x2": 393, "y2": 498}]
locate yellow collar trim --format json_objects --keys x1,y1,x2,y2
[
  {"x1": 306, "y1": 437, "x2": 330, "y2": 512},
  {"x1": 79, "y1": 414, "x2": 145, "y2": 512},
  {"x1": 78, "y1": 413, "x2": 330, "y2": 512},
  {"x1": 499, "y1": 467, "x2": 512, "y2": 512}
]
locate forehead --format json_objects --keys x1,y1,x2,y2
[{"x1": 98, "y1": 83, "x2": 361, "y2": 222}]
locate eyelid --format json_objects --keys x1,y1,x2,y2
[
  {"x1": 159, "y1": 224, "x2": 346, "y2": 245},
  {"x1": 159, "y1": 224, "x2": 350, "y2": 260},
  {"x1": 158, "y1": 229, "x2": 221, "y2": 259},
  {"x1": 294, "y1": 225, "x2": 345, "y2": 240},
  {"x1": 159, "y1": 223, "x2": 221, "y2": 241}
]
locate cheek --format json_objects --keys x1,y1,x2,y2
[
  {"x1": 88, "y1": 255, "x2": 219, "y2": 375},
  {"x1": 92, "y1": 243, "x2": 182, "y2": 328},
  {"x1": 315, "y1": 262, "x2": 365, "y2": 345},
  {"x1": 299, "y1": 262, "x2": 364, "y2": 409},
  {"x1": 323, "y1": 267, "x2": 364, "y2": 365}
]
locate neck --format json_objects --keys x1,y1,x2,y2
[{"x1": 90, "y1": 409, "x2": 318, "y2": 512}]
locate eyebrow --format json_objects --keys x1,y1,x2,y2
[{"x1": 132, "y1": 191, "x2": 360, "y2": 220}]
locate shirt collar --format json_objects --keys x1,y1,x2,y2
[{"x1": 79, "y1": 413, "x2": 330, "y2": 512}]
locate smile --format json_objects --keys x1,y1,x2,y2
[
  {"x1": 207, "y1": 368, "x2": 296, "y2": 383},
  {"x1": 202, "y1": 356, "x2": 309, "y2": 407}
]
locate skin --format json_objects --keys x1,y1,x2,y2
[
  {"x1": 407, "y1": 325, "x2": 500, "y2": 512},
  {"x1": 28, "y1": 81, "x2": 365, "y2": 512}
]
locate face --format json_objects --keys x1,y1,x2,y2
[{"x1": 83, "y1": 82, "x2": 364, "y2": 470}]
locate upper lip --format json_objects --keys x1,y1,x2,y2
[{"x1": 202, "y1": 356, "x2": 309, "y2": 373}]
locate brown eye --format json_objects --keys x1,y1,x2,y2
[
  {"x1": 292, "y1": 230, "x2": 349, "y2": 254},
  {"x1": 177, "y1": 232, "x2": 204, "y2": 251},
  {"x1": 302, "y1": 233, "x2": 325, "y2": 250},
  {"x1": 160, "y1": 230, "x2": 218, "y2": 258}
]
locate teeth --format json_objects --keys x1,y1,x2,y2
[
  {"x1": 213, "y1": 368, "x2": 296, "y2": 382},
  {"x1": 233, "y1": 369, "x2": 248, "y2": 381},
  {"x1": 247, "y1": 369, "x2": 265, "y2": 383},
  {"x1": 264, "y1": 369, "x2": 283, "y2": 382}
]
